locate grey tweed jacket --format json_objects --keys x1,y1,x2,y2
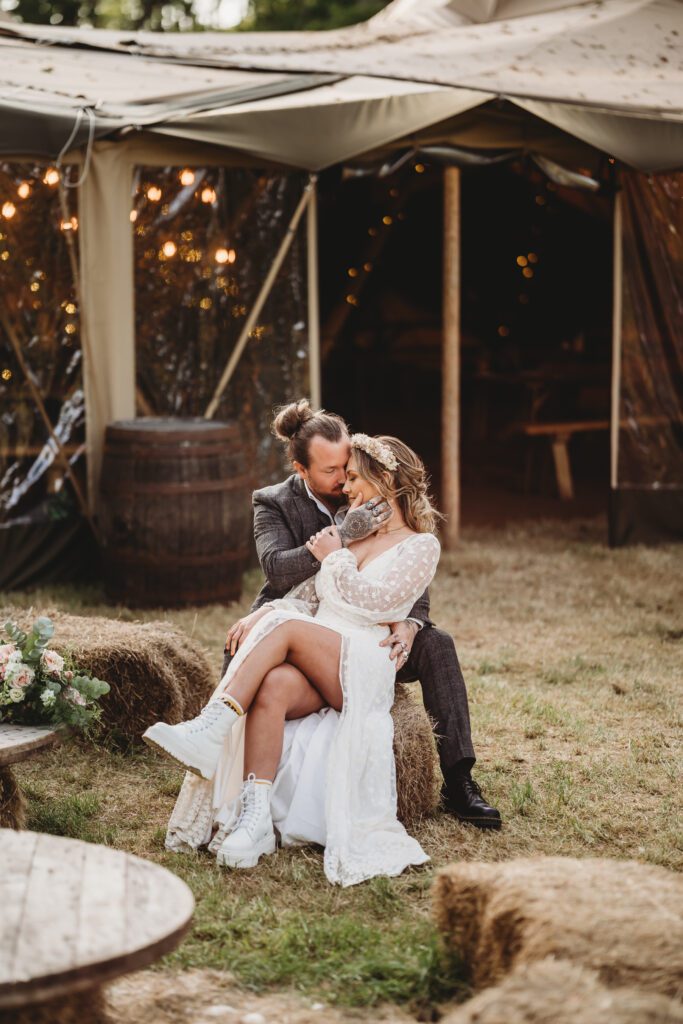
[{"x1": 251, "y1": 474, "x2": 431, "y2": 624}]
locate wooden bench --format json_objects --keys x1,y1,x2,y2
[
  {"x1": 0, "y1": 724, "x2": 64, "y2": 829},
  {"x1": 0, "y1": 829, "x2": 194, "y2": 1022},
  {"x1": 520, "y1": 420, "x2": 610, "y2": 501},
  {"x1": 517, "y1": 416, "x2": 678, "y2": 500}
]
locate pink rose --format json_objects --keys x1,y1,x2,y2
[
  {"x1": 65, "y1": 686, "x2": 87, "y2": 707},
  {"x1": 0, "y1": 644, "x2": 18, "y2": 668},
  {"x1": 5, "y1": 663, "x2": 35, "y2": 689},
  {"x1": 41, "y1": 649, "x2": 65, "y2": 677}
]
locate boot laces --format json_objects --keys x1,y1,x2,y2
[
  {"x1": 186, "y1": 700, "x2": 226, "y2": 734},
  {"x1": 236, "y1": 773, "x2": 262, "y2": 837}
]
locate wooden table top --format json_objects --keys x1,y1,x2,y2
[
  {"x1": 0, "y1": 723, "x2": 63, "y2": 768},
  {"x1": 0, "y1": 830, "x2": 195, "y2": 1009}
]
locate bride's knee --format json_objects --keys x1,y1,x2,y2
[{"x1": 255, "y1": 665, "x2": 300, "y2": 709}]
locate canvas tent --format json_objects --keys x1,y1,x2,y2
[{"x1": 0, "y1": 0, "x2": 681, "y2": 585}]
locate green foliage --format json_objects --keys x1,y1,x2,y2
[
  {"x1": 240, "y1": 0, "x2": 390, "y2": 31},
  {"x1": 4, "y1": 0, "x2": 211, "y2": 30}
]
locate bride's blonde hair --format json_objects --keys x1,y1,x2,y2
[{"x1": 350, "y1": 435, "x2": 442, "y2": 534}]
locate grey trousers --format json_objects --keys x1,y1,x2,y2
[{"x1": 220, "y1": 623, "x2": 475, "y2": 776}]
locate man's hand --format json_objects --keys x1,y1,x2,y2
[
  {"x1": 225, "y1": 607, "x2": 269, "y2": 656},
  {"x1": 306, "y1": 525, "x2": 343, "y2": 561},
  {"x1": 339, "y1": 497, "x2": 392, "y2": 547},
  {"x1": 380, "y1": 620, "x2": 419, "y2": 672}
]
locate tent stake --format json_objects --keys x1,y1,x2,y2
[
  {"x1": 0, "y1": 309, "x2": 102, "y2": 546},
  {"x1": 442, "y1": 166, "x2": 461, "y2": 549},
  {"x1": 204, "y1": 175, "x2": 316, "y2": 420}
]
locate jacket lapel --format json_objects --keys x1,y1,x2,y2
[{"x1": 288, "y1": 475, "x2": 332, "y2": 542}]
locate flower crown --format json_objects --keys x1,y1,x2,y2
[{"x1": 350, "y1": 433, "x2": 398, "y2": 472}]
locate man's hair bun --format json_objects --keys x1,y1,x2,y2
[{"x1": 272, "y1": 399, "x2": 314, "y2": 441}]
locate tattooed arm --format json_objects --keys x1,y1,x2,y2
[{"x1": 338, "y1": 498, "x2": 392, "y2": 547}]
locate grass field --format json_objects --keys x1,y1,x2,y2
[{"x1": 3, "y1": 517, "x2": 682, "y2": 1019}]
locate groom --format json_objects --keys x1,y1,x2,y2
[{"x1": 223, "y1": 402, "x2": 501, "y2": 829}]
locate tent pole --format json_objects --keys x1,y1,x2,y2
[
  {"x1": 79, "y1": 143, "x2": 136, "y2": 513},
  {"x1": 307, "y1": 177, "x2": 322, "y2": 408},
  {"x1": 442, "y1": 166, "x2": 461, "y2": 549},
  {"x1": 610, "y1": 187, "x2": 623, "y2": 490},
  {"x1": 205, "y1": 175, "x2": 316, "y2": 420}
]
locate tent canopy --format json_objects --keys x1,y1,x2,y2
[{"x1": 0, "y1": 0, "x2": 681, "y2": 172}]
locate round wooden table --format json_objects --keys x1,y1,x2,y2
[
  {"x1": 0, "y1": 724, "x2": 64, "y2": 829},
  {"x1": 0, "y1": 829, "x2": 194, "y2": 1019}
]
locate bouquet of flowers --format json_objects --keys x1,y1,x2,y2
[{"x1": 0, "y1": 617, "x2": 110, "y2": 731}]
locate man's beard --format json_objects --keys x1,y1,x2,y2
[{"x1": 319, "y1": 484, "x2": 347, "y2": 509}]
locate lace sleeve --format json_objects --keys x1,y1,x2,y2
[
  {"x1": 264, "y1": 574, "x2": 319, "y2": 617},
  {"x1": 317, "y1": 534, "x2": 440, "y2": 626}
]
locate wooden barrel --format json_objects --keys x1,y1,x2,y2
[{"x1": 99, "y1": 418, "x2": 251, "y2": 607}]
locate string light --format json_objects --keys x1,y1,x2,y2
[
  {"x1": 215, "y1": 248, "x2": 229, "y2": 264},
  {"x1": 523, "y1": 267, "x2": 534, "y2": 278},
  {"x1": 1, "y1": 368, "x2": 12, "y2": 381},
  {"x1": 65, "y1": 323, "x2": 77, "y2": 334},
  {"x1": 29, "y1": 281, "x2": 40, "y2": 292},
  {"x1": 363, "y1": 262, "x2": 373, "y2": 272},
  {"x1": 382, "y1": 215, "x2": 393, "y2": 225},
  {"x1": 0, "y1": 251, "x2": 9, "y2": 261},
  {"x1": 60, "y1": 216, "x2": 78, "y2": 232},
  {"x1": 43, "y1": 168, "x2": 59, "y2": 186},
  {"x1": 527, "y1": 252, "x2": 538, "y2": 264},
  {"x1": 179, "y1": 169, "x2": 195, "y2": 186},
  {"x1": 199, "y1": 297, "x2": 212, "y2": 309},
  {"x1": 201, "y1": 187, "x2": 216, "y2": 204},
  {"x1": 497, "y1": 325, "x2": 510, "y2": 337},
  {"x1": 368, "y1": 227, "x2": 378, "y2": 237},
  {"x1": 345, "y1": 294, "x2": 359, "y2": 306},
  {"x1": 65, "y1": 302, "x2": 77, "y2": 315},
  {"x1": 146, "y1": 186, "x2": 162, "y2": 202},
  {"x1": 17, "y1": 183, "x2": 30, "y2": 199},
  {"x1": 130, "y1": 210, "x2": 138, "y2": 223},
  {"x1": 516, "y1": 255, "x2": 528, "y2": 267},
  {"x1": 535, "y1": 195, "x2": 546, "y2": 206},
  {"x1": 2, "y1": 202, "x2": 16, "y2": 219},
  {"x1": 414, "y1": 163, "x2": 425, "y2": 174},
  {"x1": 347, "y1": 268, "x2": 358, "y2": 278},
  {"x1": 162, "y1": 240, "x2": 177, "y2": 258}
]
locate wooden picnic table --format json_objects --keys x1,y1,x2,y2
[
  {"x1": 0, "y1": 723, "x2": 64, "y2": 829},
  {"x1": 0, "y1": 829, "x2": 194, "y2": 1019}
]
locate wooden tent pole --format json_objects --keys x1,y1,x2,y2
[
  {"x1": 610, "y1": 187, "x2": 623, "y2": 490},
  {"x1": 204, "y1": 175, "x2": 316, "y2": 420},
  {"x1": 442, "y1": 166, "x2": 461, "y2": 549},
  {"x1": 0, "y1": 309, "x2": 102, "y2": 545},
  {"x1": 307, "y1": 176, "x2": 322, "y2": 408}
]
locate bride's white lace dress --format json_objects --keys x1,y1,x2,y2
[{"x1": 165, "y1": 531, "x2": 441, "y2": 887}]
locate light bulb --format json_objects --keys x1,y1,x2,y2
[
  {"x1": 201, "y1": 187, "x2": 216, "y2": 204},
  {"x1": 17, "y1": 183, "x2": 30, "y2": 199},
  {"x1": 215, "y1": 248, "x2": 229, "y2": 264},
  {"x1": 146, "y1": 186, "x2": 162, "y2": 202},
  {"x1": 179, "y1": 169, "x2": 195, "y2": 186},
  {"x1": 43, "y1": 168, "x2": 60, "y2": 186},
  {"x1": 162, "y1": 240, "x2": 177, "y2": 258},
  {"x1": 2, "y1": 202, "x2": 16, "y2": 219}
]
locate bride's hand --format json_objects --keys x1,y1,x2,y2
[
  {"x1": 306, "y1": 525, "x2": 342, "y2": 561},
  {"x1": 225, "y1": 607, "x2": 268, "y2": 656}
]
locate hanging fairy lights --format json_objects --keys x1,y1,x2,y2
[
  {"x1": 2, "y1": 202, "x2": 16, "y2": 219},
  {"x1": 43, "y1": 168, "x2": 59, "y2": 186}
]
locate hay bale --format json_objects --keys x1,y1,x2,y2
[
  {"x1": 392, "y1": 684, "x2": 440, "y2": 827},
  {"x1": 4, "y1": 611, "x2": 215, "y2": 743},
  {"x1": 441, "y1": 958, "x2": 683, "y2": 1024},
  {"x1": 433, "y1": 857, "x2": 683, "y2": 998},
  {"x1": 0, "y1": 766, "x2": 26, "y2": 829}
]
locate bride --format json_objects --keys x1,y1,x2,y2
[{"x1": 144, "y1": 432, "x2": 441, "y2": 887}]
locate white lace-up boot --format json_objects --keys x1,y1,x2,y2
[
  {"x1": 216, "y1": 774, "x2": 276, "y2": 869},
  {"x1": 142, "y1": 698, "x2": 241, "y2": 780}
]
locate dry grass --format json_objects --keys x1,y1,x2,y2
[{"x1": 2, "y1": 517, "x2": 682, "y2": 1018}]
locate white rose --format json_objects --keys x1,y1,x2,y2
[
  {"x1": 5, "y1": 663, "x2": 35, "y2": 689},
  {"x1": 40, "y1": 688, "x2": 56, "y2": 707},
  {"x1": 41, "y1": 649, "x2": 65, "y2": 677},
  {"x1": 65, "y1": 686, "x2": 87, "y2": 707},
  {"x1": 8, "y1": 687, "x2": 25, "y2": 703},
  {"x1": 0, "y1": 644, "x2": 18, "y2": 667}
]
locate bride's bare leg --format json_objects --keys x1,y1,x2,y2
[
  {"x1": 225, "y1": 620, "x2": 343, "y2": 713},
  {"x1": 244, "y1": 664, "x2": 326, "y2": 780}
]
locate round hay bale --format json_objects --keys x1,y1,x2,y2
[
  {"x1": 392, "y1": 684, "x2": 440, "y2": 827},
  {"x1": 4, "y1": 611, "x2": 215, "y2": 743},
  {"x1": 440, "y1": 958, "x2": 683, "y2": 1024},
  {"x1": 0, "y1": 766, "x2": 26, "y2": 829},
  {"x1": 432, "y1": 857, "x2": 683, "y2": 998}
]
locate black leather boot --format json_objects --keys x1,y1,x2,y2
[{"x1": 442, "y1": 768, "x2": 502, "y2": 830}]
